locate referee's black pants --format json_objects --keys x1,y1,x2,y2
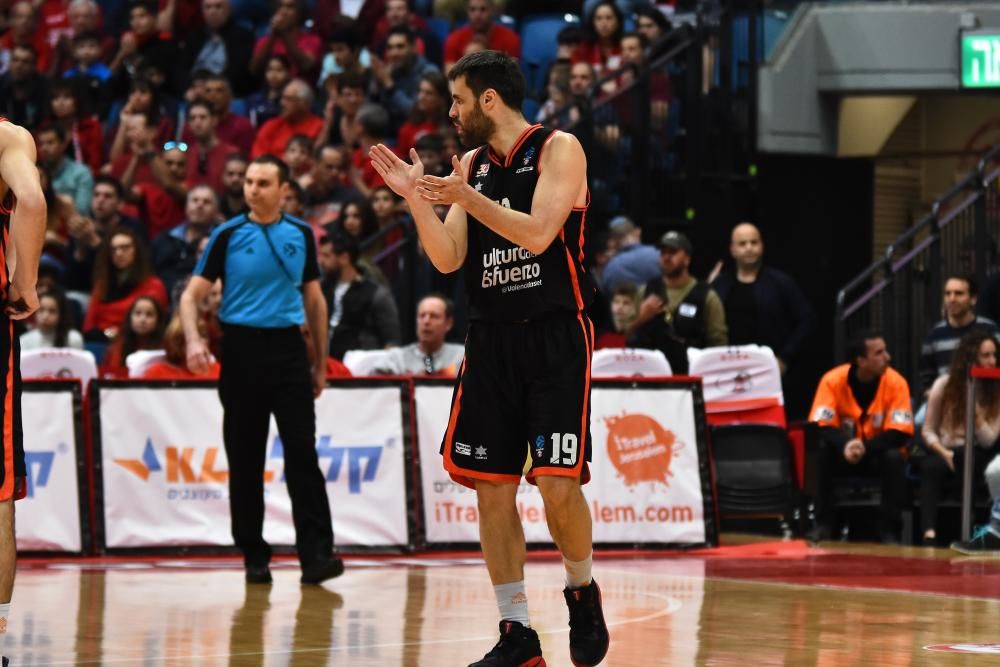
[{"x1": 218, "y1": 324, "x2": 334, "y2": 569}]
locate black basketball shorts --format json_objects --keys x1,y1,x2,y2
[
  {"x1": 440, "y1": 312, "x2": 594, "y2": 489},
  {"x1": 0, "y1": 315, "x2": 24, "y2": 502}
]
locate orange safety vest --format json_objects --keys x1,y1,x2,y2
[{"x1": 809, "y1": 364, "x2": 914, "y2": 441}]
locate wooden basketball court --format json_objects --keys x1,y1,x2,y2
[{"x1": 9, "y1": 537, "x2": 1000, "y2": 665}]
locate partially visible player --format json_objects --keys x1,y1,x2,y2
[
  {"x1": 370, "y1": 50, "x2": 609, "y2": 667},
  {"x1": 0, "y1": 119, "x2": 48, "y2": 667}
]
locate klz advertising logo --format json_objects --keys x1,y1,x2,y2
[
  {"x1": 604, "y1": 413, "x2": 683, "y2": 487},
  {"x1": 115, "y1": 436, "x2": 383, "y2": 498},
  {"x1": 25, "y1": 446, "x2": 67, "y2": 498}
]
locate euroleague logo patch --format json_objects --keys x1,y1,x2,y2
[
  {"x1": 925, "y1": 644, "x2": 1000, "y2": 654},
  {"x1": 604, "y1": 413, "x2": 683, "y2": 487}
]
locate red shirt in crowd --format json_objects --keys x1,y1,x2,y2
[
  {"x1": 444, "y1": 24, "x2": 520, "y2": 65},
  {"x1": 571, "y1": 42, "x2": 623, "y2": 76},
  {"x1": 72, "y1": 117, "x2": 104, "y2": 175},
  {"x1": 252, "y1": 32, "x2": 324, "y2": 79},
  {"x1": 396, "y1": 120, "x2": 438, "y2": 155},
  {"x1": 39, "y1": 0, "x2": 73, "y2": 49},
  {"x1": 352, "y1": 145, "x2": 389, "y2": 191},
  {"x1": 0, "y1": 31, "x2": 53, "y2": 73},
  {"x1": 83, "y1": 275, "x2": 169, "y2": 335},
  {"x1": 133, "y1": 181, "x2": 187, "y2": 239},
  {"x1": 185, "y1": 141, "x2": 236, "y2": 192},
  {"x1": 181, "y1": 112, "x2": 255, "y2": 156},
  {"x1": 250, "y1": 114, "x2": 323, "y2": 159},
  {"x1": 142, "y1": 360, "x2": 221, "y2": 379}
]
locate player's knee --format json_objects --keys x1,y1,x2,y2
[{"x1": 537, "y1": 476, "x2": 582, "y2": 511}]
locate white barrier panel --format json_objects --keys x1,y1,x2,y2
[
  {"x1": 589, "y1": 385, "x2": 706, "y2": 544},
  {"x1": 97, "y1": 383, "x2": 410, "y2": 549},
  {"x1": 416, "y1": 380, "x2": 712, "y2": 547},
  {"x1": 17, "y1": 386, "x2": 83, "y2": 552}
]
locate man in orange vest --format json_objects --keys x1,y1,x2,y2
[{"x1": 808, "y1": 330, "x2": 914, "y2": 543}]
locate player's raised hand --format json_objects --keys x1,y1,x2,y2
[
  {"x1": 369, "y1": 145, "x2": 424, "y2": 199},
  {"x1": 416, "y1": 155, "x2": 469, "y2": 206}
]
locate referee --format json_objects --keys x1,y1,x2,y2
[{"x1": 180, "y1": 155, "x2": 343, "y2": 585}]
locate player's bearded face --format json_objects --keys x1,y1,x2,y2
[{"x1": 457, "y1": 99, "x2": 495, "y2": 148}]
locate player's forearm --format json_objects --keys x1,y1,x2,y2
[
  {"x1": 407, "y1": 196, "x2": 463, "y2": 273},
  {"x1": 9, "y1": 192, "x2": 46, "y2": 287},
  {"x1": 460, "y1": 188, "x2": 552, "y2": 256}
]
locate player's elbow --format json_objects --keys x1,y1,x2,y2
[
  {"x1": 13, "y1": 190, "x2": 45, "y2": 217},
  {"x1": 524, "y1": 226, "x2": 561, "y2": 256}
]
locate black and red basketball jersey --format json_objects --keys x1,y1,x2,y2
[{"x1": 463, "y1": 124, "x2": 594, "y2": 322}]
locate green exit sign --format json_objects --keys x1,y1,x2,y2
[{"x1": 962, "y1": 31, "x2": 1000, "y2": 88}]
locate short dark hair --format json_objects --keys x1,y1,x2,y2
[
  {"x1": 328, "y1": 25, "x2": 362, "y2": 50},
  {"x1": 557, "y1": 25, "x2": 584, "y2": 46},
  {"x1": 447, "y1": 50, "x2": 525, "y2": 112},
  {"x1": 187, "y1": 99, "x2": 215, "y2": 117},
  {"x1": 414, "y1": 133, "x2": 444, "y2": 153},
  {"x1": 337, "y1": 70, "x2": 367, "y2": 94},
  {"x1": 329, "y1": 232, "x2": 359, "y2": 266},
  {"x1": 386, "y1": 25, "x2": 415, "y2": 44},
  {"x1": 94, "y1": 174, "x2": 124, "y2": 198},
  {"x1": 847, "y1": 329, "x2": 884, "y2": 363},
  {"x1": 945, "y1": 273, "x2": 978, "y2": 297},
  {"x1": 224, "y1": 152, "x2": 248, "y2": 168},
  {"x1": 285, "y1": 133, "x2": 312, "y2": 151},
  {"x1": 285, "y1": 179, "x2": 305, "y2": 201},
  {"x1": 357, "y1": 104, "x2": 390, "y2": 139},
  {"x1": 420, "y1": 292, "x2": 455, "y2": 319},
  {"x1": 37, "y1": 124, "x2": 67, "y2": 143},
  {"x1": 250, "y1": 155, "x2": 291, "y2": 183},
  {"x1": 129, "y1": 0, "x2": 157, "y2": 15},
  {"x1": 622, "y1": 31, "x2": 647, "y2": 48},
  {"x1": 72, "y1": 30, "x2": 101, "y2": 46}
]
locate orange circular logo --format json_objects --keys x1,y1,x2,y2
[{"x1": 604, "y1": 413, "x2": 682, "y2": 487}]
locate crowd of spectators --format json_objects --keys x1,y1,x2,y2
[{"x1": 7, "y1": 0, "x2": 677, "y2": 380}]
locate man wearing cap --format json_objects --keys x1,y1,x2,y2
[
  {"x1": 600, "y1": 215, "x2": 661, "y2": 293},
  {"x1": 627, "y1": 230, "x2": 728, "y2": 373}
]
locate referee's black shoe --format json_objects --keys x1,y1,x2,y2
[
  {"x1": 564, "y1": 579, "x2": 610, "y2": 666},
  {"x1": 300, "y1": 556, "x2": 345, "y2": 585},
  {"x1": 245, "y1": 565, "x2": 273, "y2": 584}
]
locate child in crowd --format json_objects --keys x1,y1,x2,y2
[
  {"x1": 20, "y1": 288, "x2": 85, "y2": 351},
  {"x1": 100, "y1": 296, "x2": 166, "y2": 378},
  {"x1": 284, "y1": 134, "x2": 314, "y2": 182}
]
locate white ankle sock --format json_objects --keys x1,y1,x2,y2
[
  {"x1": 494, "y1": 581, "x2": 530, "y2": 626},
  {"x1": 564, "y1": 552, "x2": 593, "y2": 588}
]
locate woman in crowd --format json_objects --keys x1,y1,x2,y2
[
  {"x1": 396, "y1": 70, "x2": 449, "y2": 155},
  {"x1": 245, "y1": 55, "x2": 293, "y2": 129},
  {"x1": 635, "y1": 6, "x2": 672, "y2": 47},
  {"x1": 921, "y1": 330, "x2": 1000, "y2": 544},
  {"x1": 572, "y1": 1, "x2": 625, "y2": 76},
  {"x1": 107, "y1": 78, "x2": 175, "y2": 162},
  {"x1": 20, "y1": 287, "x2": 85, "y2": 351},
  {"x1": 48, "y1": 79, "x2": 104, "y2": 174},
  {"x1": 83, "y1": 227, "x2": 168, "y2": 341},
  {"x1": 100, "y1": 295, "x2": 166, "y2": 377},
  {"x1": 332, "y1": 198, "x2": 386, "y2": 284}
]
